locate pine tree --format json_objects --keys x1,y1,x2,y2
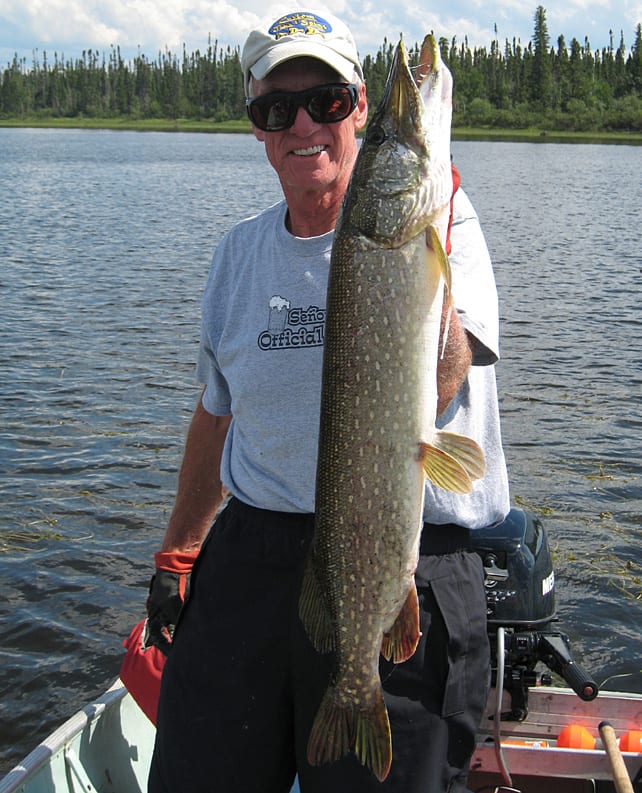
[
  {"x1": 530, "y1": 5, "x2": 553, "y2": 110},
  {"x1": 629, "y1": 23, "x2": 642, "y2": 93}
]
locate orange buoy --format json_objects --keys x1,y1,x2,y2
[
  {"x1": 619, "y1": 730, "x2": 642, "y2": 753},
  {"x1": 557, "y1": 724, "x2": 596, "y2": 749}
]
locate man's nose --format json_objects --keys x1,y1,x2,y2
[{"x1": 289, "y1": 104, "x2": 320, "y2": 135}]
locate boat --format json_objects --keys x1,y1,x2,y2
[
  {"x1": 471, "y1": 685, "x2": 642, "y2": 792},
  {"x1": 0, "y1": 678, "x2": 154, "y2": 793},
  {"x1": 2, "y1": 510, "x2": 640, "y2": 792},
  {"x1": 1, "y1": 677, "x2": 641, "y2": 793}
]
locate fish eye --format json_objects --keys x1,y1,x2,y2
[{"x1": 367, "y1": 126, "x2": 387, "y2": 145}]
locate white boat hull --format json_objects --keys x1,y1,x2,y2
[{"x1": 0, "y1": 679, "x2": 154, "y2": 793}]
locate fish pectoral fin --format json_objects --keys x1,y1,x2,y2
[
  {"x1": 433, "y1": 431, "x2": 486, "y2": 480},
  {"x1": 419, "y1": 431, "x2": 486, "y2": 494},
  {"x1": 299, "y1": 552, "x2": 335, "y2": 654},
  {"x1": 426, "y1": 225, "x2": 452, "y2": 293},
  {"x1": 381, "y1": 584, "x2": 420, "y2": 663},
  {"x1": 307, "y1": 683, "x2": 392, "y2": 782}
]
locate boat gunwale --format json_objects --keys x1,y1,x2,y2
[{"x1": 0, "y1": 678, "x2": 126, "y2": 793}]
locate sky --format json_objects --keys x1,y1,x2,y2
[{"x1": 1, "y1": 0, "x2": 640, "y2": 68}]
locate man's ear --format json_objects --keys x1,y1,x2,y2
[{"x1": 354, "y1": 83, "x2": 369, "y2": 131}]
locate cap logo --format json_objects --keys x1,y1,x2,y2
[{"x1": 268, "y1": 12, "x2": 332, "y2": 40}]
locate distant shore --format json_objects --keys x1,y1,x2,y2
[{"x1": 1, "y1": 117, "x2": 641, "y2": 145}]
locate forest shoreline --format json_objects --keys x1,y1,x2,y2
[{"x1": 2, "y1": 116, "x2": 641, "y2": 144}]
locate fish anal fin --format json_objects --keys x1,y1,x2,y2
[
  {"x1": 307, "y1": 683, "x2": 392, "y2": 782},
  {"x1": 299, "y1": 553, "x2": 335, "y2": 654},
  {"x1": 381, "y1": 584, "x2": 420, "y2": 663}
]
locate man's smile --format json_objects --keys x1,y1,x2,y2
[{"x1": 292, "y1": 144, "x2": 328, "y2": 156}]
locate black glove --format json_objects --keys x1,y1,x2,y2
[{"x1": 143, "y1": 550, "x2": 198, "y2": 655}]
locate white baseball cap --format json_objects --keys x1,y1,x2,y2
[{"x1": 241, "y1": 10, "x2": 363, "y2": 96}]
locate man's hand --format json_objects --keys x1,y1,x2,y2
[{"x1": 144, "y1": 551, "x2": 199, "y2": 655}]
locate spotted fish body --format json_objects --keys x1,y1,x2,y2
[{"x1": 299, "y1": 37, "x2": 485, "y2": 782}]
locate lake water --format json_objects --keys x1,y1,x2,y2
[{"x1": 0, "y1": 129, "x2": 641, "y2": 774}]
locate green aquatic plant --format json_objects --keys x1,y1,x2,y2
[
  {"x1": 0, "y1": 519, "x2": 93, "y2": 553},
  {"x1": 0, "y1": 528, "x2": 63, "y2": 552}
]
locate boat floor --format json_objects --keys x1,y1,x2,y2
[
  {"x1": 469, "y1": 772, "x2": 601, "y2": 791},
  {"x1": 468, "y1": 685, "x2": 642, "y2": 792}
]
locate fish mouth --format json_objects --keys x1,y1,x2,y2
[
  {"x1": 292, "y1": 144, "x2": 327, "y2": 157},
  {"x1": 380, "y1": 42, "x2": 424, "y2": 142}
]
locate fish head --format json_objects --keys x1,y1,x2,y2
[{"x1": 341, "y1": 37, "x2": 453, "y2": 249}]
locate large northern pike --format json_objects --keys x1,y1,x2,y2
[{"x1": 299, "y1": 36, "x2": 486, "y2": 781}]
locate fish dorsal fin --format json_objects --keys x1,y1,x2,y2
[{"x1": 299, "y1": 552, "x2": 335, "y2": 653}]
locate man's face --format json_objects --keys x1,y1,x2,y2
[{"x1": 250, "y1": 57, "x2": 368, "y2": 198}]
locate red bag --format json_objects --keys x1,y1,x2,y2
[
  {"x1": 445, "y1": 163, "x2": 461, "y2": 257},
  {"x1": 120, "y1": 619, "x2": 166, "y2": 725}
]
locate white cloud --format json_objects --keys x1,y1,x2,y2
[{"x1": 0, "y1": 0, "x2": 638, "y2": 65}]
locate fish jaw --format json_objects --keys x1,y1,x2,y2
[{"x1": 416, "y1": 34, "x2": 454, "y2": 212}]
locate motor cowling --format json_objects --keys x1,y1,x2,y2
[
  {"x1": 472, "y1": 508, "x2": 598, "y2": 720},
  {"x1": 471, "y1": 508, "x2": 555, "y2": 629}
]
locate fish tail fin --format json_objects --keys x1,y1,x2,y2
[
  {"x1": 299, "y1": 552, "x2": 334, "y2": 653},
  {"x1": 354, "y1": 689, "x2": 392, "y2": 782},
  {"x1": 307, "y1": 684, "x2": 392, "y2": 782},
  {"x1": 420, "y1": 432, "x2": 486, "y2": 494},
  {"x1": 381, "y1": 583, "x2": 420, "y2": 663}
]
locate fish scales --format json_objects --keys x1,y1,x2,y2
[{"x1": 300, "y1": 36, "x2": 486, "y2": 782}]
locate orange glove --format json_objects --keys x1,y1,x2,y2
[{"x1": 143, "y1": 550, "x2": 198, "y2": 655}]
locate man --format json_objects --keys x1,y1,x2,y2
[{"x1": 146, "y1": 10, "x2": 510, "y2": 793}]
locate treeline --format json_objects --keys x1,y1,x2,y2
[
  {"x1": 2, "y1": 6, "x2": 641, "y2": 132},
  {"x1": 375, "y1": 9, "x2": 642, "y2": 132},
  {"x1": 0, "y1": 41, "x2": 246, "y2": 122}
]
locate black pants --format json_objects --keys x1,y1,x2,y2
[{"x1": 148, "y1": 498, "x2": 490, "y2": 793}]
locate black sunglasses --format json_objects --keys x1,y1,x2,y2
[{"x1": 246, "y1": 83, "x2": 359, "y2": 132}]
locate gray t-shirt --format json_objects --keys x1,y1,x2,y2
[{"x1": 197, "y1": 190, "x2": 510, "y2": 528}]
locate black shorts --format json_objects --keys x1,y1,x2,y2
[{"x1": 148, "y1": 497, "x2": 490, "y2": 793}]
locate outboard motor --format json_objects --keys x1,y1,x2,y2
[{"x1": 471, "y1": 508, "x2": 599, "y2": 721}]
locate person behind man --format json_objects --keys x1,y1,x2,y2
[{"x1": 146, "y1": 9, "x2": 510, "y2": 793}]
